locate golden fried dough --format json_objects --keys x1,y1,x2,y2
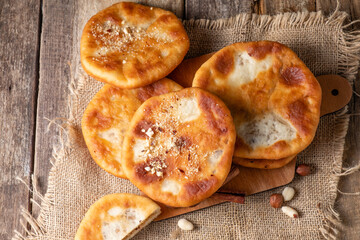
[
  {"x1": 121, "y1": 88, "x2": 236, "y2": 207},
  {"x1": 82, "y1": 78, "x2": 182, "y2": 178},
  {"x1": 81, "y1": 2, "x2": 189, "y2": 88},
  {"x1": 75, "y1": 193, "x2": 160, "y2": 240},
  {"x1": 193, "y1": 41, "x2": 321, "y2": 159},
  {"x1": 233, "y1": 155, "x2": 296, "y2": 169}
]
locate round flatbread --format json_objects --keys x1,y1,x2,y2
[
  {"x1": 81, "y1": 2, "x2": 189, "y2": 88},
  {"x1": 122, "y1": 88, "x2": 236, "y2": 207},
  {"x1": 75, "y1": 193, "x2": 160, "y2": 240},
  {"x1": 82, "y1": 78, "x2": 182, "y2": 178},
  {"x1": 193, "y1": 41, "x2": 321, "y2": 159},
  {"x1": 233, "y1": 155, "x2": 296, "y2": 169}
]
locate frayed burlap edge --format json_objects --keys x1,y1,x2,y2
[
  {"x1": 317, "y1": 106, "x2": 349, "y2": 239},
  {"x1": 13, "y1": 9, "x2": 360, "y2": 240}
]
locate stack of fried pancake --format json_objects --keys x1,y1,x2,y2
[
  {"x1": 79, "y1": 3, "x2": 321, "y2": 237},
  {"x1": 193, "y1": 41, "x2": 321, "y2": 169},
  {"x1": 121, "y1": 88, "x2": 235, "y2": 207}
]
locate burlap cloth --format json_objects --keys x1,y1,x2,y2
[{"x1": 15, "y1": 3, "x2": 360, "y2": 240}]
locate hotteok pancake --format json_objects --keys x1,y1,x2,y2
[
  {"x1": 75, "y1": 193, "x2": 160, "y2": 240},
  {"x1": 121, "y1": 88, "x2": 236, "y2": 207},
  {"x1": 81, "y1": 2, "x2": 189, "y2": 88},
  {"x1": 193, "y1": 41, "x2": 321, "y2": 160},
  {"x1": 82, "y1": 78, "x2": 182, "y2": 178}
]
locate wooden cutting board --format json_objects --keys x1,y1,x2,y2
[
  {"x1": 154, "y1": 54, "x2": 352, "y2": 221},
  {"x1": 154, "y1": 166, "x2": 244, "y2": 221}
]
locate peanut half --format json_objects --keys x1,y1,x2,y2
[
  {"x1": 178, "y1": 218, "x2": 194, "y2": 231},
  {"x1": 281, "y1": 206, "x2": 299, "y2": 218},
  {"x1": 282, "y1": 187, "x2": 295, "y2": 201}
]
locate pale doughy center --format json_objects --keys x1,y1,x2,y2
[
  {"x1": 207, "y1": 150, "x2": 223, "y2": 166},
  {"x1": 207, "y1": 150, "x2": 224, "y2": 174},
  {"x1": 98, "y1": 128, "x2": 121, "y2": 144},
  {"x1": 238, "y1": 113, "x2": 296, "y2": 148},
  {"x1": 161, "y1": 179, "x2": 181, "y2": 195},
  {"x1": 176, "y1": 97, "x2": 201, "y2": 123},
  {"x1": 133, "y1": 139, "x2": 149, "y2": 163},
  {"x1": 101, "y1": 208, "x2": 145, "y2": 240},
  {"x1": 225, "y1": 51, "x2": 273, "y2": 87},
  {"x1": 107, "y1": 207, "x2": 122, "y2": 217},
  {"x1": 98, "y1": 128, "x2": 123, "y2": 163}
]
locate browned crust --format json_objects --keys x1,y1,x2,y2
[
  {"x1": 246, "y1": 41, "x2": 282, "y2": 60},
  {"x1": 233, "y1": 155, "x2": 296, "y2": 169},
  {"x1": 80, "y1": 2, "x2": 189, "y2": 88},
  {"x1": 81, "y1": 78, "x2": 182, "y2": 179},
  {"x1": 74, "y1": 193, "x2": 160, "y2": 240},
  {"x1": 121, "y1": 88, "x2": 236, "y2": 207},
  {"x1": 193, "y1": 41, "x2": 321, "y2": 159}
]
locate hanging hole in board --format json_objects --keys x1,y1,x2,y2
[{"x1": 331, "y1": 89, "x2": 339, "y2": 96}]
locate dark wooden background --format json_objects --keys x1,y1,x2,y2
[{"x1": 1, "y1": 0, "x2": 359, "y2": 239}]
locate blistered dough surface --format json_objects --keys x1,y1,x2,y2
[
  {"x1": 121, "y1": 88, "x2": 236, "y2": 207},
  {"x1": 193, "y1": 41, "x2": 321, "y2": 159},
  {"x1": 81, "y1": 2, "x2": 189, "y2": 88},
  {"x1": 81, "y1": 79, "x2": 182, "y2": 178}
]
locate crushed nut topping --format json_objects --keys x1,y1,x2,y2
[
  {"x1": 90, "y1": 18, "x2": 171, "y2": 62},
  {"x1": 136, "y1": 96, "x2": 204, "y2": 179},
  {"x1": 144, "y1": 157, "x2": 167, "y2": 177},
  {"x1": 145, "y1": 128, "x2": 154, "y2": 138}
]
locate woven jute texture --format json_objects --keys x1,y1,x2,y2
[{"x1": 14, "y1": 2, "x2": 360, "y2": 240}]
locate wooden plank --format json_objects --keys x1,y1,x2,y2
[
  {"x1": 337, "y1": 77, "x2": 360, "y2": 239},
  {"x1": 185, "y1": 0, "x2": 254, "y2": 20},
  {"x1": 141, "y1": 0, "x2": 184, "y2": 18},
  {"x1": 0, "y1": 0, "x2": 41, "y2": 239},
  {"x1": 258, "y1": 0, "x2": 316, "y2": 15},
  {"x1": 33, "y1": 0, "x2": 184, "y2": 218},
  {"x1": 316, "y1": 0, "x2": 352, "y2": 16},
  {"x1": 33, "y1": 0, "x2": 78, "y2": 219}
]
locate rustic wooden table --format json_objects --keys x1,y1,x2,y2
[{"x1": 1, "y1": 0, "x2": 359, "y2": 239}]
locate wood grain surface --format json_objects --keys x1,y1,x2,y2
[
  {"x1": 32, "y1": 0, "x2": 77, "y2": 219},
  {"x1": 185, "y1": 0, "x2": 254, "y2": 19},
  {"x1": 0, "y1": 1, "x2": 41, "y2": 238},
  {"x1": 1, "y1": 0, "x2": 359, "y2": 239}
]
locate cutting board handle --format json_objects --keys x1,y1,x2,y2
[{"x1": 317, "y1": 75, "x2": 352, "y2": 116}]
